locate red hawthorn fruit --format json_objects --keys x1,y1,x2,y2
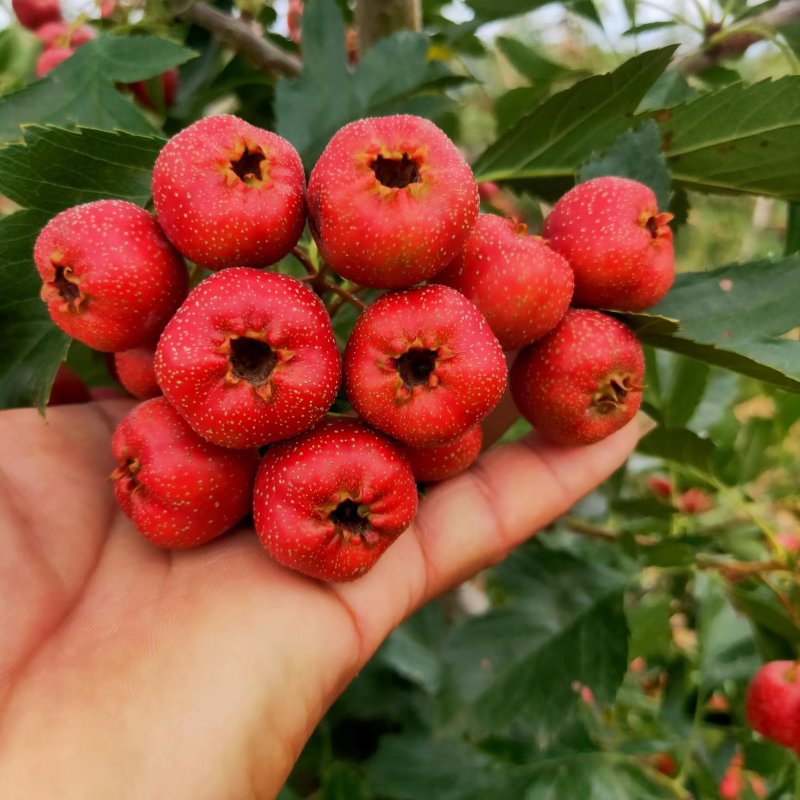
[
  {"x1": 746, "y1": 660, "x2": 800, "y2": 751},
  {"x1": 542, "y1": 176, "x2": 674, "y2": 311},
  {"x1": 152, "y1": 114, "x2": 306, "y2": 270},
  {"x1": 90, "y1": 386, "x2": 127, "y2": 400},
  {"x1": 646, "y1": 474, "x2": 672, "y2": 499},
  {"x1": 677, "y1": 487, "x2": 713, "y2": 514},
  {"x1": 34, "y1": 200, "x2": 188, "y2": 352},
  {"x1": 777, "y1": 532, "x2": 800, "y2": 552},
  {"x1": 12, "y1": 0, "x2": 61, "y2": 30},
  {"x1": 48, "y1": 364, "x2": 91, "y2": 405},
  {"x1": 436, "y1": 213, "x2": 574, "y2": 350},
  {"x1": 111, "y1": 398, "x2": 259, "y2": 548},
  {"x1": 511, "y1": 309, "x2": 644, "y2": 445},
  {"x1": 253, "y1": 418, "x2": 418, "y2": 582},
  {"x1": 719, "y1": 755, "x2": 767, "y2": 800},
  {"x1": 343, "y1": 285, "x2": 507, "y2": 447},
  {"x1": 114, "y1": 343, "x2": 161, "y2": 400},
  {"x1": 128, "y1": 68, "x2": 178, "y2": 111},
  {"x1": 287, "y1": 0, "x2": 303, "y2": 43},
  {"x1": 396, "y1": 424, "x2": 482, "y2": 483},
  {"x1": 35, "y1": 45, "x2": 73, "y2": 76},
  {"x1": 307, "y1": 115, "x2": 479, "y2": 289},
  {"x1": 35, "y1": 20, "x2": 94, "y2": 47},
  {"x1": 155, "y1": 268, "x2": 341, "y2": 449}
]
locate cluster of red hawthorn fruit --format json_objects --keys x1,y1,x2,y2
[
  {"x1": 11, "y1": 0, "x2": 177, "y2": 104},
  {"x1": 34, "y1": 112, "x2": 671, "y2": 581}
]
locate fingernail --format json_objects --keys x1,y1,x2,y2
[{"x1": 635, "y1": 410, "x2": 658, "y2": 438}]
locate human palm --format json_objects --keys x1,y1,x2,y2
[{"x1": 0, "y1": 399, "x2": 647, "y2": 799}]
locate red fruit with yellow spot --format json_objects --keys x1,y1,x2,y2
[
  {"x1": 511, "y1": 309, "x2": 644, "y2": 445},
  {"x1": 34, "y1": 200, "x2": 188, "y2": 352},
  {"x1": 152, "y1": 114, "x2": 306, "y2": 270},
  {"x1": 253, "y1": 418, "x2": 418, "y2": 582},
  {"x1": 396, "y1": 425, "x2": 482, "y2": 483},
  {"x1": 12, "y1": 0, "x2": 61, "y2": 30},
  {"x1": 746, "y1": 661, "x2": 800, "y2": 751},
  {"x1": 307, "y1": 114, "x2": 479, "y2": 288},
  {"x1": 343, "y1": 284, "x2": 506, "y2": 447},
  {"x1": 155, "y1": 268, "x2": 340, "y2": 449},
  {"x1": 111, "y1": 397, "x2": 259, "y2": 548},
  {"x1": 436, "y1": 213, "x2": 574, "y2": 350},
  {"x1": 542, "y1": 176, "x2": 674, "y2": 311},
  {"x1": 114, "y1": 343, "x2": 161, "y2": 399}
]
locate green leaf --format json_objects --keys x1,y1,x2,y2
[
  {"x1": 495, "y1": 37, "x2": 571, "y2": 85},
  {"x1": 636, "y1": 427, "x2": 717, "y2": 480},
  {"x1": 466, "y1": 0, "x2": 551, "y2": 21},
  {"x1": 637, "y1": 69, "x2": 698, "y2": 112},
  {"x1": 579, "y1": 121, "x2": 671, "y2": 208},
  {"x1": 473, "y1": 47, "x2": 676, "y2": 183},
  {"x1": 0, "y1": 35, "x2": 195, "y2": 142},
  {"x1": 659, "y1": 77, "x2": 800, "y2": 200},
  {"x1": 519, "y1": 751, "x2": 670, "y2": 799},
  {"x1": 0, "y1": 210, "x2": 69, "y2": 410},
  {"x1": 0, "y1": 126, "x2": 164, "y2": 213},
  {"x1": 625, "y1": 258, "x2": 800, "y2": 393},
  {"x1": 444, "y1": 544, "x2": 629, "y2": 735},
  {"x1": 786, "y1": 201, "x2": 800, "y2": 255},
  {"x1": 276, "y1": 0, "x2": 457, "y2": 167},
  {"x1": 367, "y1": 736, "x2": 514, "y2": 800},
  {"x1": 695, "y1": 573, "x2": 760, "y2": 689},
  {"x1": 321, "y1": 762, "x2": 372, "y2": 800}
]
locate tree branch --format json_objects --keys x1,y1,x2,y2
[
  {"x1": 355, "y1": 0, "x2": 421, "y2": 51},
  {"x1": 676, "y1": 0, "x2": 800, "y2": 75},
  {"x1": 176, "y1": 1, "x2": 301, "y2": 77}
]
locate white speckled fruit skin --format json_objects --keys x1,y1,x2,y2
[
  {"x1": 343, "y1": 284, "x2": 507, "y2": 447},
  {"x1": 511, "y1": 309, "x2": 644, "y2": 445},
  {"x1": 253, "y1": 418, "x2": 418, "y2": 582},
  {"x1": 307, "y1": 115, "x2": 479, "y2": 288},
  {"x1": 112, "y1": 397, "x2": 260, "y2": 548},
  {"x1": 155, "y1": 268, "x2": 341, "y2": 449},
  {"x1": 436, "y1": 213, "x2": 574, "y2": 350},
  {"x1": 396, "y1": 424, "x2": 483, "y2": 483},
  {"x1": 152, "y1": 114, "x2": 307, "y2": 270},
  {"x1": 542, "y1": 176, "x2": 674, "y2": 311},
  {"x1": 34, "y1": 200, "x2": 189, "y2": 352}
]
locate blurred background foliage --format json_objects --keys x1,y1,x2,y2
[{"x1": 2, "y1": 0, "x2": 800, "y2": 797}]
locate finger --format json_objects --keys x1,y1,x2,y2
[{"x1": 333, "y1": 413, "x2": 655, "y2": 662}]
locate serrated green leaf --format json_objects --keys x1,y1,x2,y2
[
  {"x1": 0, "y1": 126, "x2": 164, "y2": 213},
  {"x1": 444, "y1": 544, "x2": 629, "y2": 735},
  {"x1": 659, "y1": 77, "x2": 800, "y2": 200},
  {"x1": 0, "y1": 210, "x2": 69, "y2": 410},
  {"x1": 579, "y1": 121, "x2": 671, "y2": 208},
  {"x1": 276, "y1": 0, "x2": 457, "y2": 168},
  {"x1": 473, "y1": 47, "x2": 676, "y2": 183},
  {"x1": 637, "y1": 427, "x2": 717, "y2": 479},
  {"x1": 626, "y1": 258, "x2": 800, "y2": 393},
  {"x1": 637, "y1": 69, "x2": 698, "y2": 112},
  {"x1": 495, "y1": 37, "x2": 572, "y2": 85},
  {"x1": 0, "y1": 35, "x2": 195, "y2": 142}
]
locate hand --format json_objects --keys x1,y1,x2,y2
[{"x1": 0, "y1": 399, "x2": 650, "y2": 799}]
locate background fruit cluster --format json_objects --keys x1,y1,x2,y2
[{"x1": 3, "y1": 0, "x2": 800, "y2": 797}]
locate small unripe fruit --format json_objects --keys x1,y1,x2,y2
[
  {"x1": 308, "y1": 114, "x2": 479, "y2": 288},
  {"x1": 253, "y1": 418, "x2": 418, "y2": 582},
  {"x1": 511, "y1": 309, "x2": 644, "y2": 445},
  {"x1": 34, "y1": 200, "x2": 188, "y2": 352}
]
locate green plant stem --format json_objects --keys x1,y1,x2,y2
[{"x1": 291, "y1": 246, "x2": 317, "y2": 277}]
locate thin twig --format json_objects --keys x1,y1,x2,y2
[
  {"x1": 174, "y1": 1, "x2": 302, "y2": 77},
  {"x1": 291, "y1": 246, "x2": 317, "y2": 276}
]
